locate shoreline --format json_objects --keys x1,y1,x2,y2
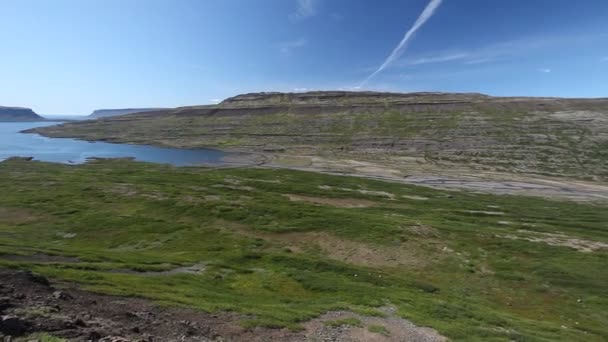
[{"x1": 15, "y1": 128, "x2": 608, "y2": 203}]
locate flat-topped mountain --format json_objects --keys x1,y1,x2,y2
[
  {"x1": 219, "y1": 91, "x2": 492, "y2": 106},
  {"x1": 0, "y1": 106, "x2": 44, "y2": 122},
  {"x1": 89, "y1": 108, "x2": 169, "y2": 119},
  {"x1": 216, "y1": 91, "x2": 568, "y2": 107},
  {"x1": 28, "y1": 91, "x2": 608, "y2": 181}
]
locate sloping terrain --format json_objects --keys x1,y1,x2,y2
[
  {"x1": 2, "y1": 269, "x2": 445, "y2": 341},
  {"x1": 0, "y1": 158, "x2": 607, "y2": 341},
  {"x1": 0, "y1": 106, "x2": 44, "y2": 122},
  {"x1": 28, "y1": 91, "x2": 608, "y2": 182},
  {"x1": 89, "y1": 108, "x2": 169, "y2": 119}
]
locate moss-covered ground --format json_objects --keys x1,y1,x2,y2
[{"x1": 0, "y1": 159, "x2": 606, "y2": 341}]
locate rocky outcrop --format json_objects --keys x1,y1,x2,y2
[
  {"x1": 1, "y1": 268, "x2": 386, "y2": 341},
  {"x1": 0, "y1": 106, "x2": 44, "y2": 122},
  {"x1": 89, "y1": 108, "x2": 169, "y2": 119}
]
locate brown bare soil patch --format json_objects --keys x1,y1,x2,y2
[
  {"x1": 105, "y1": 184, "x2": 167, "y2": 200},
  {"x1": 284, "y1": 194, "x2": 376, "y2": 208},
  {"x1": 213, "y1": 184, "x2": 255, "y2": 191},
  {"x1": 289, "y1": 232, "x2": 440, "y2": 268},
  {"x1": 106, "y1": 183, "x2": 139, "y2": 197},
  {"x1": 0, "y1": 207, "x2": 42, "y2": 225},
  {"x1": 218, "y1": 221, "x2": 441, "y2": 268},
  {"x1": 406, "y1": 223, "x2": 440, "y2": 237}
]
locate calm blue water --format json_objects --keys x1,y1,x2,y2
[{"x1": 0, "y1": 122, "x2": 228, "y2": 166}]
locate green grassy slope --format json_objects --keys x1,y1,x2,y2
[
  {"x1": 27, "y1": 92, "x2": 608, "y2": 181},
  {"x1": 1, "y1": 158, "x2": 607, "y2": 341}
]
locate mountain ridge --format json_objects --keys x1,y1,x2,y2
[
  {"x1": 0, "y1": 106, "x2": 44, "y2": 122},
  {"x1": 27, "y1": 91, "x2": 608, "y2": 181}
]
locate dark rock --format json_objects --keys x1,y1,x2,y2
[
  {"x1": 0, "y1": 286, "x2": 13, "y2": 295},
  {"x1": 73, "y1": 318, "x2": 87, "y2": 327},
  {"x1": 21, "y1": 271, "x2": 50, "y2": 287},
  {"x1": 0, "y1": 298, "x2": 12, "y2": 312},
  {"x1": 61, "y1": 320, "x2": 76, "y2": 330},
  {"x1": 11, "y1": 294, "x2": 25, "y2": 301},
  {"x1": 124, "y1": 311, "x2": 138, "y2": 319},
  {"x1": 87, "y1": 331, "x2": 103, "y2": 341},
  {"x1": 0, "y1": 315, "x2": 28, "y2": 336}
]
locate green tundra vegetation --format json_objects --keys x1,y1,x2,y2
[{"x1": 1, "y1": 158, "x2": 607, "y2": 341}]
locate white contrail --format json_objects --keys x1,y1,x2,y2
[{"x1": 359, "y1": 0, "x2": 443, "y2": 88}]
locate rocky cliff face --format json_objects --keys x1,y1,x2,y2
[
  {"x1": 0, "y1": 106, "x2": 44, "y2": 122},
  {"x1": 89, "y1": 108, "x2": 169, "y2": 119}
]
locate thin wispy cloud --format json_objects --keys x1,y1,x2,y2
[
  {"x1": 400, "y1": 33, "x2": 607, "y2": 68},
  {"x1": 209, "y1": 99, "x2": 221, "y2": 104},
  {"x1": 538, "y1": 68, "x2": 552, "y2": 73},
  {"x1": 401, "y1": 52, "x2": 496, "y2": 66},
  {"x1": 292, "y1": 0, "x2": 317, "y2": 20},
  {"x1": 463, "y1": 58, "x2": 495, "y2": 65},
  {"x1": 406, "y1": 53, "x2": 469, "y2": 65},
  {"x1": 602, "y1": 56, "x2": 608, "y2": 62},
  {"x1": 359, "y1": 0, "x2": 443, "y2": 88},
  {"x1": 280, "y1": 38, "x2": 307, "y2": 56}
]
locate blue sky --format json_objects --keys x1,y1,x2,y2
[{"x1": 1, "y1": 0, "x2": 607, "y2": 114}]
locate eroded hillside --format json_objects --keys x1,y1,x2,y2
[{"x1": 28, "y1": 91, "x2": 608, "y2": 181}]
